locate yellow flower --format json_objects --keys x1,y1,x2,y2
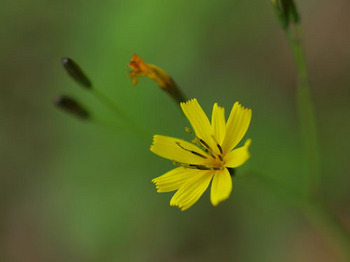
[
  {"x1": 128, "y1": 54, "x2": 174, "y2": 91},
  {"x1": 151, "y1": 99, "x2": 252, "y2": 211}
]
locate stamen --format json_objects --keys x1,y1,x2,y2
[
  {"x1": 172, "y1": 160, "x2": 221, "y2": 171},
  {"x1": 188, "y1": 164, "x2": 221, "y2": 170},
  {"x1": 217, "y1": 144, "x2": 223, "y2": 154},
  {"x1": 189, "y1": 164, "x2": 211, "y2": 170},
  {"x1": 172, "y1": 160, "x2": 189, "y2": 168},
  {"x1": 185, "y1": 127, "x2": 211, "y2": 150},
  {"x1": 172, "y1": 160, "x2": 200, "y2": 169},
  {"x1": 191, "y1": 138, "x2": 202, "y2": 148},
  {"x1": 211, "y1": 134, "x2": 223, "y2": 155},
  {"x1": 175, "y1": 142, "x2": 207, "y2": 159},
  {"x1": 185, "y1": 127, "x2": 217, "y2": 159}
]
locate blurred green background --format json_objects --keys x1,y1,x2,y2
[{"x1": 1, "y1": 0, "x2": 350, "y2": 261}]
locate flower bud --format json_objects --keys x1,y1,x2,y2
[
  {"x1": 271, "y1": 0, "x2": 300, "y2": 29},
  {"x1": 128, "y1": 54, "x2": 187, "y2": 103},
  {"x1": 55, "y1": 95, "x2": 90, "y2": 120},
  {"x1": 61, "y1": 57, "x2": 92, "y2": 89}
]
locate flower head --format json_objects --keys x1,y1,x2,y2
[
  {"x1": 128, "y1": 54, "x2": 174, "y2": 90},
  {"x1": 128, "y1": 54, "x2": 187, "y2": 103},
  {"x1": 151, "y1": 99, "x2": 252, "y2": 211}
]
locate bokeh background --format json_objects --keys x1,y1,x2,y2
[{"x1": 1, "y1": 0, "x2": 350, "y2": 261}]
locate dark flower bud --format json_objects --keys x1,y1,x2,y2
[
  {"x1": 55, "y1": 95, "x2": 90, "y2": 120},
  {"x1": 272, "y1": 0, "x2": 300, "y2": 29},
  {"x1": 61, "y1": 57, "x2": 92, "y2": 88}
]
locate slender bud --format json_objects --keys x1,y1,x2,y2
[
  {"x1": 271, "y1": 0, "x2": 300, "y2": 29},
  {"x1": 55, "y1": 95, "x2": 90, "y2": 120},
  {"x1": 128, "y1": 54, "x2": 187, "y2": 104},
  {"x1": 61, "y1": 57, "x2": 92, "y2": 88}
]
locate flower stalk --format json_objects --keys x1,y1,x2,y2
[
  {"x1": 287, "y1": 28, "x2": 350, "y2": 258},
  {"x1": 272, "y1": 0, "x2": 350, "y2": 259},
  {"x1": 301, "y1": 201, "x2": 350, "y2": 262},
  {"x1": 250, "y1": 170, "x2": 350, "y2": 261},
  {"x1": 285, "y1": 25, "x2": 320, "y2": 197},
  {"x1": 59, "y1": 57, "x2": 152, "y2": 139},
  {"x1": 61, "y1": 57, "x2": 129, "y2": 123}
]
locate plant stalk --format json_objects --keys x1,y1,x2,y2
[
  {"x1": 284, "y1": 23, "x2": 350, "y2": 260},
  {"x1": 285, "y1": 24, "x2": 320, "y2": 198}
]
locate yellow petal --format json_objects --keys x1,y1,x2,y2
[
  {"x1": 150, "y1": 135, "x2": 208, "y2": 164},
  {"x1": 180, "y1": 99, "x2": 216, "y2": 151},
  {"x1": 152, "y1": 167, "x2": 198, "y2": 193},
  {"x1": 170, "y1": 171, "x2": 213, "y2": 211},
  {"x1": 211, "y1": 103, "x2": 226, "y2": 145},
  {"x1": 222, "y1": 102, "x2": 252, "y2": 154},
  {"x1": 224, "y1": 139, "x2": 251, "y2": 168},
  {"x1": 210, "y1": 168, "x2": 233, "y2": 206}
]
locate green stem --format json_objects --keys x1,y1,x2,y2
[
  {"x1": 285, "y1": 25, "x2": 320, "y2": 198},
  {"x1": 247, "y1": 171, "x2": 350, "y2": 261},
  {"x1": 91, "y1": 87, "x2": 152, "y2": 139},
  {"x1": 300, "y1": 200, "x2": 350, "y2": 262},
  {"x1": 91, "y1": 87, "x2": 129, "y2": 123},
  {"x1": 283, "y1": 23, "x2": 350, "y2": 259}
]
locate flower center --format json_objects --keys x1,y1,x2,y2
[
  {"x1": 210, "y1": 154, "x2": 225, "y2": 169},
  {"x1": 174, "y1": 130, "x2": 226, "y2": 171}
]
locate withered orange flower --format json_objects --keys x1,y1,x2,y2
[
  {"x1": 128, "y1": 54, "x2": 186, "y2": 103},
  {"x1": 128, "y1": 54, "x2": 174, "y2": 90}
]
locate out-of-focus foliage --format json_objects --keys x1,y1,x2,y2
[{"x1": 1, "y1": 1, "x2": 350, "y2": 261}]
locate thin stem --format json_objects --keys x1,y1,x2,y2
[
  {"x1": 301, "y1": 200, "x2": 350, "y2": 262},
  {"x1": 247, "y1": 171, "x2": 350, "y2": 261},
  {"x1": 91, "y1": 87, "x2": 152, "y2": 140},
  {"x1": 90, "y1": 114, "x2": 123, "y2": 130},
  {"x1": 285, "y1": 25, "x2": 321, "y2": 198},
  {"x1": 283, "y1": 23, "x2": 350, "y2": 259},
  {"x1": 91, "y1": 87, "x2": 129, "y2": 123}
]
